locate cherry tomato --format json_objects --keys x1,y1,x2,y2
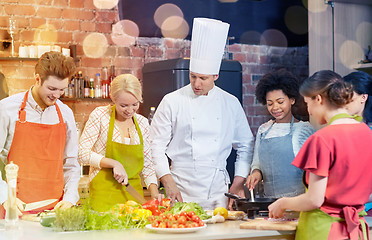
[
  {"x1": 173, "y1": 213, "x2": 180, "y2": 220},
  {"x1": 198, "y1": 221, "x2": 205, "y2": 227},
  {"x1": 158, "y1": 222, "x2": 167, "y2": 228},
  {"x1": 187, "y1": 211, "x2": 196, "y2": 218},
  {"x1": 151, "y1": 222, "x2": 159, "y2": 228},
  {"x1": 191, "y1": 215, "x2": 201, "y2": 222},
  {"x1": 159, "y1": 213, "x2": 167, "y2": 220},
  {"x1": 180, "y1": 211, "x2": 187, "y2": 218},
  {"x1": 148, "y1": 215, "x2": 156, "y2": 222},
  {"x1": 177, "y1": 216, "x2": 186, "y2": 225},
  {"x1": 178, "y1": 224, "x2": 185, "y2": 228},
  {"x1": 171, "y1": 223, "x2": 178, "y2": 228},
  {"x1": 191, "y1": 222, "x2": 199, "y2": 228}
]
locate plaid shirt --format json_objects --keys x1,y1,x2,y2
[{"x1": 78, "y1": 105, "x2": 157, "y2": 187}]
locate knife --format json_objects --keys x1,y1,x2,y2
[
  {"x1": 23, "y1": 199, "x2": 58, "y2": 211},
  {"x1": 124, "y1": 183, "x2": 147, "y2": 204}
]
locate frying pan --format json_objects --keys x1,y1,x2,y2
[{"x1": 225, "y1": 193, "x2": 277, "y2": 218}]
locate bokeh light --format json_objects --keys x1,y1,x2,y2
[
  {"x1": 154, "y1": 3, "x2": 183, "y2": 29},
  {"x1": 239, "y1": 31, "x2": 261, "y2": 45},
  {"x1": 260, "y1": 29, "x2": 288, "y2": 48},
  {"x1": 161, "y1": 16, "x2": 189, "y2": 39},
  {"x1": 93, "y1": 0, "x2": 119, "y2": 10},
  {"x1": 34, "y1": 24, "x2": 57, "y2": 44},
  {"x1": 111, "y1": 20, "x2": 139, "y2": 46},
  {"x1": 83, "y1": 33, "x2": 108, "y2": 58},
  {"x1": 339, "y1": 40, "x2": 364, "y2": 69},
  {"x1": 356, "y1": 21, "x2": 372, "y2": 53},
  {"x1": 285, "y1": 6, "x2": 308, "y2": 35},
  {"x1": 307, "y1": 0, "x2": 327, "y2": 13}
]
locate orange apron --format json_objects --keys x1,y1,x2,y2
[{"x1": 0, "y1": 90, "x2": 66, "y2": 218}]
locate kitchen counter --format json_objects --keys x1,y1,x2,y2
[{"x1": 1, "y1": 217, "x2": 372, "y2": 240}]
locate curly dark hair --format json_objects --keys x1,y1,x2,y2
[{"x1": 255, "y1": 68, "x2": 300, "y2": 105}]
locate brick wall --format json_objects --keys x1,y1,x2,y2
[{"x1": 0, "y1": 1, "x2": 308, "y2": 135}]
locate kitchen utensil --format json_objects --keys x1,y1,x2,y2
[
  {"x1": 23, "y1": 199, "x2": 58, "y2": 211},
  {"x1": 125, "y1": 183, "x2": 147, "y2": 204},
  {"x1": 250, "y1": 189, "x2": 255, "y2": 202},
  {"x1": 224, "y1": 192, "x2": 243, "y2": 200},
  {"x1": 240, "y1": 218, "x2": 298, "y2": 231},
  {"x1": 228, "y1": 197, "x2": 277, "y2": 219}
]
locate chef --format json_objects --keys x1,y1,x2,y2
[
  {"x1": 151, "y1": 18, "x2": 254, "y2": 210},
  {"x1": 0, "y1": 51, "x2": 80, "y2": 217}
]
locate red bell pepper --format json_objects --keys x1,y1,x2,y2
[{"x1": 142, "y1": 199, "x2": 161, "y2": 216}]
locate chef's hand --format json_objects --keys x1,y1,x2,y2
[
  {"x1": 268, "y1": 198, "x2": 287, "y2": 219},
  {"x1": 54, "y1": 201, "x2": 73, "y2": 210},
  {"x1": 100, "y1": 157, "x2": 128, "y2": 185},
  {"x1": 228, "y1": 176, "x2": 246, "y2": 210},
  {"x1": 246, "y1": 169, "x2": 262, "y2": 190},
  {"x1": 2, "y1": 198, "x2": 25, "y2": 216},
  {"x1": 160, "y1": 174, "x2": 183, "y2": 206}
]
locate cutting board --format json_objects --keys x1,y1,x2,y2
[{"x1": 240, "y1": 218, "x2": 298, "y2": 231}]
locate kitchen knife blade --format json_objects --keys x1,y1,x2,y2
[
  {"x1": 125, "y1": 183, "x2": 147, "y2": 204},
  {"x1": 23, "y1": 199, "x2": 58, "y2": 211}
]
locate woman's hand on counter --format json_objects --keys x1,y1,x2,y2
[
  {"x1": 100, "y1": 157, "x2": 128, "y2": 185},
  {"x1": 268, "y1": 198, "x2": 287, "y2": 218},
  {"x1": 160, "y1": 174, "x2": 183, "y2": 206},
  {"x1": 246, "y1": 169, "x2": 262, "y2": 190}
]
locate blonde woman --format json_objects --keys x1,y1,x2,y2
[{"x1": 78, "y1": 74, "x2": 159, "y2": 212}]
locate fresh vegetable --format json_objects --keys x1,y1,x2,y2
[
  {"x1": 213, "y1": 207, "x2": 228, "y2": 220},
  {"x1": 142, "y1": 198, "x2": 172, "y2": 216},
  {"x1": 170, "y1": 202, "x2": 211, "y2": 220},
  {"x1": 52, "y1": 202, "x2": 148, "y2": 231},
  {"x1": 148, "y1": 211, "x2": 205, "y2": 228}
]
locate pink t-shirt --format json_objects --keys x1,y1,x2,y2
[{"x1": 292, "y1": 123, "x2": 372, "y2": 216}]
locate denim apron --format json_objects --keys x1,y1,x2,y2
[
  {"x1": 258, "y1": 116, "x2": 304, "y2": 198},
  {"x1": 89, "y1": 105, "x2": 144, "y2": 212}
]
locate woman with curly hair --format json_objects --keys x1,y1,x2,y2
[
  {"x1": 269, "y1": 70, "x2": 372, "y2": 239},
  {"x1": 246, "y1": 68, "x2": 315, "y2": 198}
]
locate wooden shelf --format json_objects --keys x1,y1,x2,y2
[
  {"x1": 0, "y1": 57, "x2": 38, "y2": 61},
  {"x1": 60, "y1": 97, "x2": 112, "y2": 102}
]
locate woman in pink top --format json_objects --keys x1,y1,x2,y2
[{"x1": 268, "y1": 70, "x2": 372, "y2": 240}]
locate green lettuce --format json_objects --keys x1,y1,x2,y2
[{"x1": 170, "y1": 202, "x2": 211, "y2": 220}]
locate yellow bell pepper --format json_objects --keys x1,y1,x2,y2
[{"x1": 132, "y1": 209, "x2": 152, "y2": 221}]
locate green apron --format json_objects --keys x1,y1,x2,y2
[
  {"x1": 295, "y1": 209, "x2": 367, "y2": 240},
  {"x1": 89, "y1": 105, "x2": 144, "y2": 212}
]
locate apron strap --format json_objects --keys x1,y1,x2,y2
[
  {"x1": 343, "y1": 206, "x2": 368, "y2": 240},
  {"x1": 108, "y1": 105, "x2": 143, "y2": 145},
  {"x1": 18, "y1": 90, "x2": 64, "y2": 123}
]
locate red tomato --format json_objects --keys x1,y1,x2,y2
[
  {"x1": 177, "y1": 216, "x2": 186, "y2": 225},
  {"x1": 148, "y1": 215, "x2": 156, "y2": 222},
  {"x1": 198, "y1": 221, "x2": 205, "y2": 227},
  {"x1": 166, "y1": 213, "x2": 173, "y2": 219},
  {"x1": 191, "y1": 215, "x2": 201, "y2": 222},
  {"x1": 171, "y1": 223, "x2": 178, "y2": 228},
  {"x1": 191, "y1": 222, "x2": 199, "y2": 228},
  {"x1": 151, "y1": 222, "x2": 159, "y2": 228},
  {"x1": 173, "y1": 213, "x2": 180, "y2": 220},
  {"x1": 178, "y1": 224, "x2": 185, "y2": 228},
  {"x1": 158, "y1": 222, "x2": 167, "y2": 228},
  {"x1": 180, "y1": 211, "x2": 187, "y2": 218},
  {"x1": 187, "y1": 211, "x2": 196, "y2": 218},
  {"x1": 185, "y1": 223, "x2": 193, "y2": 228},
  {"x1": 159, "y1": 213, "x2": 167, "y2": 220}
]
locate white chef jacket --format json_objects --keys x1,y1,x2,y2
[
  {"x1": 0, "y1": 88, "x2": 81, "y2": 205},
  {"x1": 151, "y1": 84, "x2": 254, "y2": 209}
]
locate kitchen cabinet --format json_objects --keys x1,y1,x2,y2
[{"x1": 308, "y1": 0, "x2": 372, "y2": 75}]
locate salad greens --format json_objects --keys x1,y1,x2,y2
[
  {"x1": 170, "y1": 202, "x2": 211, "y2": 220},
  {"x1": 52, "y1": 203, "x2": 148, "y2": 231}
]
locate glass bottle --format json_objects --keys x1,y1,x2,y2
[
  {"x1": 101, "y1": 67, "x2": 109, "y2": 99},
  {"x1": 94, "y1": 73, "x2": 101, "y2": 98},
  {"x1": 5, "y1": 161, "x2": 19, "y2": 229},
  {"x1": 89, "y1": 78, "x2": 95, "y2": 98},
  {"x1": 84, "y1": 76, "x2": 89, "y2": 98},
  {"x1": 148, "y1": 107, "x2": 156, "y2": 125}
]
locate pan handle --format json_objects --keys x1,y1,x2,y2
[{"x1": 224, "y1": 192, "x2": 243, "y2": 200}]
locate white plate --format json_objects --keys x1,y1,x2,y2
[{"x1": 145, "y1": 224, "x2": 207, "y2": 233}]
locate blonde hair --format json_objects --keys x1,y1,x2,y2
[
  {"x1": 35, "y1": 51, "x2": 76, "y2": 84},
  {"x1": 110, "y1": 74, "x2": 143, "y2": 102}
]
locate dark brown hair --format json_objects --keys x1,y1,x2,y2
[
  {"x1": 35, "y1": 51, "x2": 76, "y2": 84},
  {"x1": 300, "y1": 70, "x2": 353, "y2": 107}
]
